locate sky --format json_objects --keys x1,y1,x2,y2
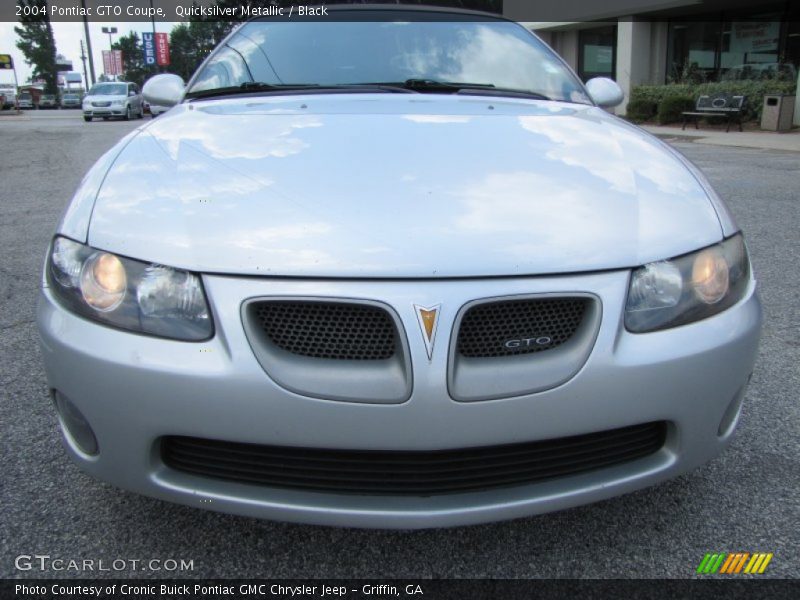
[{"x1": 0, "y1": 20, "x2": 177, "y2": 87}]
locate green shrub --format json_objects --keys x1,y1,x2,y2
[
  {"x1": 657, "y1": 96, "x2": 695, "y2": 125},
  {"x1": 631, "y1": 81, "x2": 797, "y2": 122},
  {"x1": 626, "y1": 99, "x2": 657, "y2": 123}
]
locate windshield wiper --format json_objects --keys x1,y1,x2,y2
[
  {"x1": 187, "y1": 81, "x2": 418, "y2": 101},
  {"x1": 366, "y1": 79, "x2": 551, "y2": 101},
  {"x1": 186, "y1": 82, "x2": 323, "y2": 100}
]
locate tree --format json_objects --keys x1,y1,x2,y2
[
  {"x1": 168, "y1": 19, "x2": 232, "y2": 82},
  {"x1": 112, "y1": 32, "x2": 149, "y2": 87},
  {"x1": 14, "y1": 0, "x2": 58, "y2": 94},
  {"x1": 168, "y1": 23, "x2": 202, "y2": 83}
]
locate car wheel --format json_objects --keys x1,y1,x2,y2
[
  {"x1": 138, "y1": 106, "x2": 144, "y2": 119},
  {"x1": 124, "y1": 105, "x2": 132, "y2": 121},
  {"x1": 102, "y1": 117, "x2": 109, "y2": 121},
  {"x1": 83, "y1": 116, "x2": 92, "y2": 122}
]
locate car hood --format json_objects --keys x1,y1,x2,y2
[{"x1": 87, "y1": 95, "x2": 724, "y2": 278}]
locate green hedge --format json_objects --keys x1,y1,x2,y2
[
  {"x1": 657, "y1": 96, "x2": 695, "y2": 125},
  {"x1": 631, "y1": 81, "x2": 797, "y2": 122},
  {"x1": 626, "y1": 99, "x2": 657, "y2": 123}
]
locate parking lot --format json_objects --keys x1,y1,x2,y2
[{"x1": 1, "y1": 110, "x2": 798, "y2": 579}]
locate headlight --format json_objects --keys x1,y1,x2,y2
[
  {"x1": 625, "y1": 234, "x2": 750, "y2": 333},
  {"x1": 47, "y1": 236, "x2": 213, "y2": 341}
]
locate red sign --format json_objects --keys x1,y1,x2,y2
[
  {"x1": 102, "y1": 50, "x2": 124, "y2": 76},
  {"x1": 113, "y1": 50, "x2": 123, "y2": 75},
  {"x1": 155, "y1": 32, "x2": 170, "y2": 66}
]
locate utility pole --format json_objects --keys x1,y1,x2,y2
[
  {"x1": 150, "y1": 0, "x2": 158, "y2": 74},
  {"x1": 80, "y1": 0, "x2": 95, "y2": 85},
  {"x1": 79, "y1": 40, "x2": 89, "y2": 92}
]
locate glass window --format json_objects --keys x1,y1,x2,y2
[
  {"x1": 188, "y1": 17, "x2": 590, "y2": 104},
  {"x1": 667, "y1": 22, "x2": 721, "y2": 83},
  {"x1": 578, "y1": 26, "x2": 616, "y2": 82},
  {"x1": 89, "y1": 83, "x2": 127, "y2": 96},
  {"x1": 668, "y1": 7, "x2": 795, "y2": 84}
]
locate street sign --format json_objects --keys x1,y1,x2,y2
[
  {"x1": 0, "y1": 54, "x2": 13, "y2": 69},
  {"x1": 155, "y1": 33, "x2": 170, "y2": 66},
  {"x1": 112, "y1": 50, "x2": 124, "y2": 75},
  {"x1": 102, "y1": 50, "x2": 124, "y2": 76},
  {"x1": 142, "y1": 32, "x2": 156, "y2": 66}
]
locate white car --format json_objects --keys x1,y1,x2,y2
[
  {"x1": 17, "y1": 92, "x2": 34, "y2": 109},
  {"x1": 60, "y1": 93, "x2": 82, "y2": 109},
  {"x1": 82, "y1": 81, "x2": 144, "y2": 121},
  {"x1": 38, "y1": 8, "x2": 762, "y2": 529},
  {"x1": 0, "y1": 84, "x2": 16, "y2": 109}
]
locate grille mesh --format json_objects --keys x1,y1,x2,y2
[
  {"x1": 458, "y1": 297, "x2": 588, "y2": 358},
  {"x1": 251, "y1": 301, "x2": 396, "y2": 360},
  {"x1": 162, "y1": 422, "x2": 666, "y2": 496}
]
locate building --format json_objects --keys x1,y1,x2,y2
[
  {"x1": 58, "y1": 72, "x2": 84, "y2": 93},
  {"x1": 511, "y1": 0, "x2": 799, "y2": 122}
]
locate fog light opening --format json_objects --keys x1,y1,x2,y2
[
  {"x1": 718, "y1": 380, "x2": 749, "y2": 438},
  {"x1": 54, "y1": 391, "x2": 99, "y2": 456}
]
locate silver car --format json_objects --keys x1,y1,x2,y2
[
  {"x1": 82, "y1": 81, "x2": 144, "y2": 121},
  {"x1": 39, "y1": 94, "x2": 58, "y2": 109},
  {"x1": 38, "y1": 8, "x2": 762, "y2": 529},
  {"x1": 60, "y1": 93, "x2": 82, "y2": 109}
]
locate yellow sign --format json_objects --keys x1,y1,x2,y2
[{"x1": 0, "y1": 54, "x2": 13, "y2": 69}]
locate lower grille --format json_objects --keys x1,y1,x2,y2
[
  {"x1": 161, "y1": 422, "x2": 666, "y2": 496},
  {"x1": 250, "y1": 301, "x2": 396, "y2": 360},
  {"x1": 458, "y1": 297, "x2": 589, "y2": 358}
]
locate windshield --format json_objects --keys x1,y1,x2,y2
[
  {"x1": 89, "y1": 83, "x2": 127, "y2": 96},
  {"x1": 64, "y1": 94, "x2": 78, "y2": 99},
  {"x1": 188, "y1": 17, "x2": 590, "y2": 104}
]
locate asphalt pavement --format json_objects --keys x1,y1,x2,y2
[{"x1": 1, "y1": 111, "x2": 798, "y2": 579}]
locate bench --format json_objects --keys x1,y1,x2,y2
[{"x1": 682, "y1": 94, "x2": 745, "y2": 132}]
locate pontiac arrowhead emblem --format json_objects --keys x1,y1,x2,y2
[{"x1": 414, "y1": 304, "x2": 441, "y2": 360}]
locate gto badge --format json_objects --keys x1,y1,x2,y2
[
  {"x1": 414, "y1": 304, "x2": 441, "y2": 360},
  {"x1": 505, "y1": 336, "x2": 553, "y2": 349}
]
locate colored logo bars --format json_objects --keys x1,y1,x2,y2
[{"x1": 697, "y1": 552, "x2": 773, "y2": 574}]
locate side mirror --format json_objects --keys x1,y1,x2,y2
[
  {"x1": 143, "y1": 74, "x2": 185, "y2": 108},
  {"x1": 585, "y1": 77, "x2": 624, "y2": 108}
]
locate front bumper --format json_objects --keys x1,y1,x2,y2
[
  {"x1": 37, "y1": 270, "x2": 762, "y2": 528},
  {"x1": 84, "y1": 108, "x2": 124, "y2": 117}
]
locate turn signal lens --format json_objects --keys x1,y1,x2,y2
[
  {"x1": 50, "y1": 237, "x2": 84, "y2": 288},
  {"x1": 627, "y1": 261, "x2": 683, "y2": 312}
]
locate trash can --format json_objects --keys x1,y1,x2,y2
[{"x1": 761, "y1": 95, "x2": 796, "y2": 132}]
